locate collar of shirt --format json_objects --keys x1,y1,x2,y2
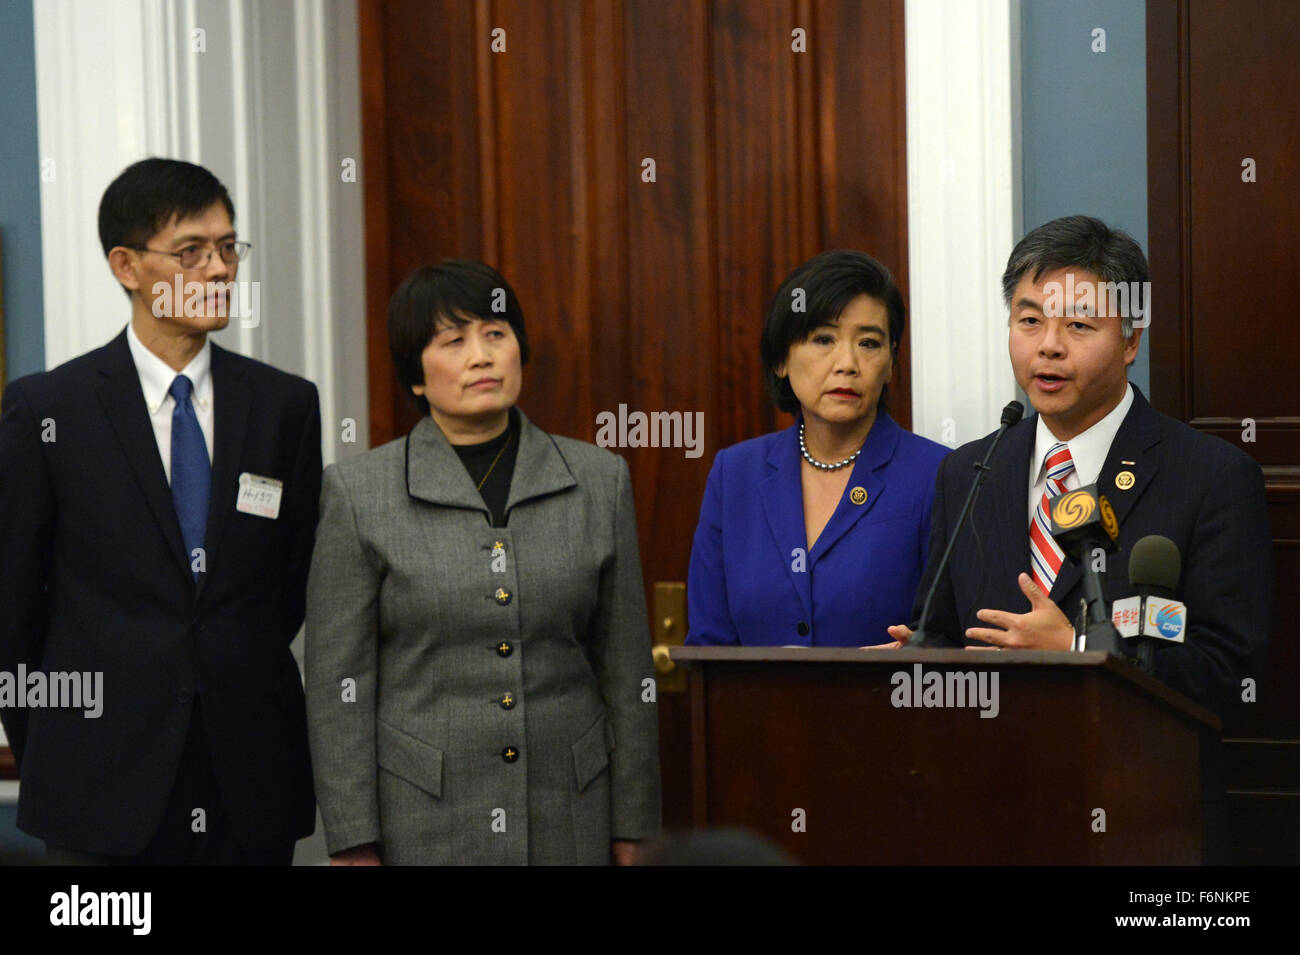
[
  {"x1": 126, "y1": 321, "x2": 213, "y2": 414},
  {"x1": 1031, "y1": 381, "x2": 1134, "y2": 491}
]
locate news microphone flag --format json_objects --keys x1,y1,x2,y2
[{"x1": 1111, "y1": 595, "x2": 1188, "y2": 643}]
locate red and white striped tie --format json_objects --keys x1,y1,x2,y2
[{"x1": 1029, "y1": 441, "x2": 1075, "y2": 594}]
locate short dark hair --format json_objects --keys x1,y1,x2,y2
[
  {"x1": 1001, "y1": 215, "x2": 1148, "y2": 337},
  {"x1": 388, "y1": 259, "x2": 530, "y2": 415},
  {"x1": 761, "y1": 249, "x2": 906, "y2": 415},
  {"x1": 98, "y1": 158, "x2": 236, "y2": 297}
]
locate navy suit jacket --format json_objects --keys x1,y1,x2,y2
[
  {"x1": 686, "y1": 412, "x2": 950, "y2": 647},
  {"x1": 913, "y1": 384, "x2": 1272, "y2": 715},
  {"x1": 0, "y1": 329, "x2": 320, "y2": 854}
]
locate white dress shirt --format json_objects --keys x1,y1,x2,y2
[
  {"x1": 125, "y1": 322, "x2": 215, "y2": 484},
  {"x1": 1027, "y1": 382, "x2": 1134, "y2": 523}
]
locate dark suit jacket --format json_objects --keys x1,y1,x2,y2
[
  {"x1": 0, "y1": 328, "x2": 320, "y2": 855},
  {"x1": 914, "y1": 384, "x2": 1272, "y2": 715}
]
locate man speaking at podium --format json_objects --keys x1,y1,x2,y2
[{"x1": 885, "y1": 215, "x2": 1272, "y2": 720}]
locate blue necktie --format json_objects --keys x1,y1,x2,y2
[{"x1": 170, "y1": 375, "x2": 211, "y2": 578}]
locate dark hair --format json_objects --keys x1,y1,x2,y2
[
  {"x1": 761, "y1": 249, "x2": 905, "y2": 414},
  {"x1": 1001, "y1": 215, "x2": 1148, "y2": 337},
  {"x1": 98, "y1": 158, "x2": 236, "y2": 297},
  {"x1": 388, "y1": 259, "x2": 530, "y2": 415}
]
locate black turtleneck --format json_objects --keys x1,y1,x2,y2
[{"x1": 451, "y1": 408, "x2": 520, "y2": 527}]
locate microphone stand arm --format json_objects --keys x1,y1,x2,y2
[
  {"x1": 909, "y1": 428, "x2": 1010, "y2": 649},
  {"x1": 1076, "y1": 540, "x2": 1125, "y2": 658}
]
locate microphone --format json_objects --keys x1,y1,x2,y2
[
  {"x1": 1112, "y1": 535, "x2": 1186, "y2": 672},
  {"x1": 909, "y1": 400, "x2": 1024, "y2": 648},
  {"x1": 1048, "y1": 484, "x2": 1125, "y2": 657}
]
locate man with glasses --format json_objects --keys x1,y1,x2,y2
[{"x1": 0, "y1": 158, "x2": 320, "y2": 864}]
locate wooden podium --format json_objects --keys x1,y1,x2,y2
[{"x1": 670, "y1": 647, "x2": 1221, "y2": 864}]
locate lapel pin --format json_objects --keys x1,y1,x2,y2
[
  {"x1": 850, "y1": 486, "x2": 868, "y2": 505},
  {"x1": 1115, "y1": 470, "x2": 1136, "y2": 491}
]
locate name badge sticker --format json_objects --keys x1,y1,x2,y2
[{"x1": 236, "y1": 472, "x2": 284, "y2": 520}]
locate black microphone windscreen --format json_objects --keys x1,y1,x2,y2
[
  {"x1": 1129, "y1": 535, "x2": 1181, "y2": 591},
  {"x1": 1001, "y1": 401, "x2": 1024, "y2": 427}
]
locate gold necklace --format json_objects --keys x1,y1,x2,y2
[{"x1": 476, "y1": 431, "x2": 513, "y2": 491}]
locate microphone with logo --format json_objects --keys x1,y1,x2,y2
[
  {"x1": 1048, "y1": 484, "x2": 1125, "y2": 657},
  {"x1": 909, "y1": 400, "x2": 1023, "y2": 648},
  {"x1": 1111, "y1": 535, "x2": 1186, "y2": 673}
]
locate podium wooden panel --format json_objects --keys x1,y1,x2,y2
[{"x1": 671, "y1": 647, "x2": 1220, "y2": 865}]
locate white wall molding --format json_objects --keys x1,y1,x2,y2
[
  {"x1": 905, "y1": 0, "x2": 1020, "y2": 447},
  {"x1": 33, "y1": 0, "x2": 367, "y2": 464}
]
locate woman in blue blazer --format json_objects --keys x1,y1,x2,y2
[{"x1": 686, "y1": 250, "x2": 949, "y2": 647}]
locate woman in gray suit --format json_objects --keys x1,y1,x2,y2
[{"x1": 305, "y1": 260, "x2": 661, "y2": 865}]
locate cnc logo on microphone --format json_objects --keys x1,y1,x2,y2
[
  {"x1": 1112, "y1": 596, "x2": 1187, "y2": 643},
  {"x1": 1153, "y1": 603, "x2": 1184, "y2": 640}
]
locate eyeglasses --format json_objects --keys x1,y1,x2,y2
[{"x1": 131, "y1": 240, "x2": 252, "y2": 270}]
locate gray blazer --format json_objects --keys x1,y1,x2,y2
[{"x1": 305, "y1": 410, "x2": 661, "y2": 864}]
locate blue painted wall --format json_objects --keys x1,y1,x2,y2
[
  {"x1": 0, "y1": 0, "x2": 44, "y2": 381},
  {"x1": 0, "y1": 0, "x2": 46, "y2": 859},
  {"x1": 1020, "y1": 0, "x2": 1149, "y2": 394}
]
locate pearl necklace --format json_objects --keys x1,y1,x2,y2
[{"x1": 799, "y1": 422, "x2": 865, "y2": 471}]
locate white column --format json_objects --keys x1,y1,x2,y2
[
  {"x1": 904, "y1": 0, "x2": 1021, "y2": 447},
  {"x1": 33, "y1": 0, "x2": 368, "y2": 464}
]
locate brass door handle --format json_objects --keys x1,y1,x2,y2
[{"x1": 652, "y1": 582, "x2": 687, "y2": 693}]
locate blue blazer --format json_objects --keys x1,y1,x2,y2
[{"x1": 686, "y1": 413, "x2": 950, "y2": 647}]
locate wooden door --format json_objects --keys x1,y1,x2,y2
[
  {"x1": 1148, "y1": 0, "x2": 1300, "y2": 863},
  {"x1": 358, "y1": 0, "x2": 910, "y2": 827}
]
